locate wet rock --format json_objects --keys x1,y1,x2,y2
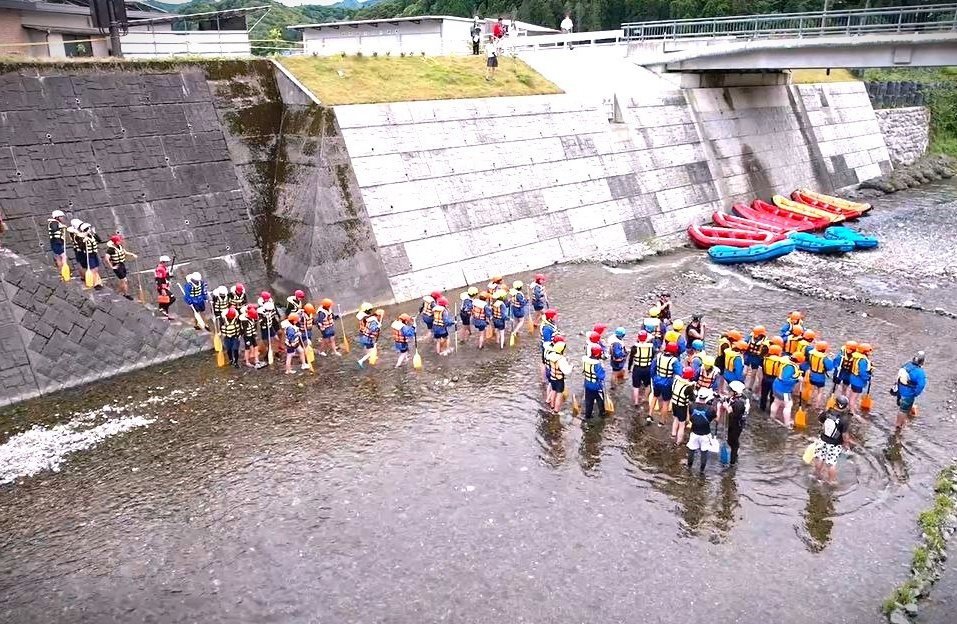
[
  {"x1": 858, "y1": 154, "x2": 957, "y2": 195},
  {"x1": 889, "y1": 608, "x2": 909, "y2": 624},
  {"x1": 904, "y1": 602, "x2": 918, "y2": 616}
]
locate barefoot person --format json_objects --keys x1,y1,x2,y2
[{"x1": 893, "y1": 351, "x2": 927, "y2": 433}]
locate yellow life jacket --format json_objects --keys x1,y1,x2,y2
[
  {"x1": 548, "y1": 353, "x2": 566, "y2": 380},
  {"x1": 763, "y1": 355, "x2": 783, "y2": 376},
  {"x1": 784, "y1": 335, "x2": 803, "y2": 355},
  {"x1": 633, "y1": 342, "x2": 654, "y2": 367},
  {"x1": 582, "y1": 358, "x2": 599, "y2": 384},
  {"x1": 671, "y1": 376, "x2": 694, "y2": 407},
  {"x1": 432, "y1": 305, "x2": 446, "y2": 327},
  {"x1": 777, "y1": 361, "x2": 801, "y2": 382},
  {"x1": 724, "y1": 348, "x2": 741, "y2": 371},
  {"x1": 808, "y1": 350, "x2": 828, "y2": 374},
  {"x1": 655, "y1": 354, "x2": 676, "y2": 378},
  {"x1": 851, "y1": 352, "x2": 870, "y2": 376}
]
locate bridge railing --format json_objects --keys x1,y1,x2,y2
[{"x1": 623, "y1": 3, "x2": 957, "y2": 41}]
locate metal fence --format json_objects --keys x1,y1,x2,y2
[{"x1": 623, "y1": 3, "x2": 957, "y2": 41}]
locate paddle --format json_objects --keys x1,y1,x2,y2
[
  {"x1": 301, "y1": 334, "x2": 314, "y2": 372},
  {"x1": 604, "y1": 388, "x2": 615, "y2": 414},
  {"x1": 861, "y1": 379, "x2": 873, "y2": 411},
  {"x1": 83, "y1": 244, "x2": 94, "y2": 289},
  {"x1": 794, "y1": 395, "x2": 807, "y2": 429},
  {"x1": 266, "y1": 318, "x2": 274, "y2": 365},
  {"x1": 337, "y1": 304, "x2": 351, "y2": 353},
  {"x1": 825, "y1": 376, "x2": 838, "y2": 410},
  {"x1": 177, "y1": 282, "x2": 207, "y2": 331},
  {"x1": 60, "y1": 261, "x2": 70, "y2": 283},
  {"x1": 571, "y1": 393, "x2": 580, "y2": 416},
  {"x1": 412, "y1": 323, "x2": 423, "y2": 370},
  {"x1": 800, "y1": 371, "x2": 812, "y2": 403}
]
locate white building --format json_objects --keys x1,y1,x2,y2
[{"x1": 288, "y1": 15, "x2": 557, "y2": 57}]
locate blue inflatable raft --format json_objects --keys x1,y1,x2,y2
[
  {"x1": 708, "y1": 239, "x2": 795, "y2": 264},
  {"x1": 824, "y1": 226, "x2": 879, "y2": 249},
  {"x1": 788, "y1": 232, "x2": 855, "y2": 253}
]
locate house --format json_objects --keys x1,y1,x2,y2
[{"x1": 288, "y1": 15, "x2": 558, "y2": 57}]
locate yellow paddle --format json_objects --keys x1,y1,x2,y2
[
  {"x1": 337, "y1": 304, "x2": 351, "y2": 353},
  {"x1": 84, "y1": 268, "x2": 94, "y2": 289},
  {"x1": 412, "y1": 328, "x2": 423, "y2": 370},
  {"x1": 572, "y1": 393, "x2": 580, "y2": 416},
  {"x1": 306, "y1": 342, "x2": 316, "y2": 364},
  {"x1": 528, "y1": 320, "x2": 534, "y2": 336},
  {"x1": 216, "y1": 349, "x2": 226, "y2": 368},
  {"x1": 369, "y1": 345, "x2": 379, "y2": 366},
  {"x1": 794, "y1": 397, "x2": 807, "y2": 429},
  {"x1": 60, "y1": 262, "x2": 70, "y2": 282},
  {"x1": 801, "y1": 372, "x2": 812, "y2": 403},
  {"x1": 509, "y1": 332, "x2": 516, "y2": 347},
  {"x1": 604, "y1": 391, "x2": 615, "y2": 414}
]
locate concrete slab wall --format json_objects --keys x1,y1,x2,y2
[{"x1": 334, "y1": 81, "x2": 891, "y2": 300}]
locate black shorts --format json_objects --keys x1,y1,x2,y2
[
  {"x1": 631, "y1": 366, "x2": 651, "y2": 388},
  {"x1": 549, "y1": 378, "x2": 565, "y2": 393},
  {"x1": 113, "y1": 262, "x2": 127, "y2": 280},
  {"x1": 487, "y1": 56, "x2": 498, "y2": 68},
  {"x1": 244, "y1": 334, "x2": 258, "y2": 348},
  {"x1": 672, "y1": 404, "x2": 688, "y2": 422}
]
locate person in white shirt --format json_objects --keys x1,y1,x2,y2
[
  {"x1": 485, "y1": 39, "x2": 498, "y2": 81},
  {"x1": 560, "y1": 13, "x2": 574, "y2": 49}
]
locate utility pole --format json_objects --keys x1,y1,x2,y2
[{"x1": 108, "y1": 0, "x2": 123, "y2": 58}]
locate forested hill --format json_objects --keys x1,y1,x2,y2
[{"x1": 173, "y1": 0, "x2": 903, "y2": 46}]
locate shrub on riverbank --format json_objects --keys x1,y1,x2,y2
[{"x1": 864, "y1": 68, "x2": 957, "y2": 157}]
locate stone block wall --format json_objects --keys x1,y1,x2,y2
[
  {"x1": 0, "y1": 249, "x2": 208, "y2": 407},
  {"x1": 875, "y1": 107, "x2": 930, "y2": 166}
]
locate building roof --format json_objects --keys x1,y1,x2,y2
[
  {"x1": 0, "y1": 0, "x2": 166, "y2": 19},
  {"x1": 288, "y1": 15, "x2": 558, "y2": 34}
]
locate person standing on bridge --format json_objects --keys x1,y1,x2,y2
[{"x1": 560, "y1": 13, "x2": 573, "y2": 49}]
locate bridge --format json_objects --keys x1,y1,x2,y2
[{"x1": 623, "y1": 4, "x2": 957, "y2": 72}]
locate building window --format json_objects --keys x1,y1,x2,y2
[{"x1": 63, "y1": 34, "x2": 93, "y2": 58}]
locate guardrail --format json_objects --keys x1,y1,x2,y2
[
  {"x1": 120, "y1": 31, "x2": 251, "y2": 58},
  {"x1": 500, "y1": 29, "x2": 624, "y2": 51},
  {"x1": 623, "y1": 3, "x2": 957, "y2": 41}
]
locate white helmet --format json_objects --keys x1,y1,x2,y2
[
  {"x1": 187, "y1": 272, "x2": 201, "y2": 283},
  {"x1": 729, "y1": 381, "x2": 745, "y2": 395},
  {"x1": 70, "y1": 218, "x2": 82, "y2": 228},
  {"x1": 280, "y1": 319, "x2": 291, "y2": 329},
  {"x1": 159, "y1": 255, "x2": 171, "y2": 263},
  {"x1": 213, "y1": 286, "x2": 228, "y2": 297},
  {"x1": 79, "y1": 222, "x2": 91, "y2": 233},
  {"x1": 696, "y1": 388, "x2": 714, "y2": 403},
  {"x1": 51, "y1": 210, "x2": 65, "y2": 219},
  {"x1": 263, "y1": 300, "x2": 275, "y2": 311}
]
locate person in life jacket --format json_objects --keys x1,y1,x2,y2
[
  {"x1": 830, "y1": 340, "x2": 858, "y2": 401},
  {"x1": 509, "y1": 280, "x2": 528, "y2": 336},
  {"x1": 240, "y1": 304, "x2": 263, "y2": 368},
  {"x1": 282, "y1": 316, "x2": 306, "y2": 374},
  {"x1": 458, "y1": 287, "x2": 477, "y2": 340},
  {"x1": 211, "y1": 286, "x2": 230, "y2": 332},
  {"x1": 317, "y1": 298, "x2": 340, "y2": 356},
  {"x1": 531, "y1": 274, "x2": 548, "y2": 327},
  {"x1": 582, "y1": 344, "x2": 607, "y2": 420},
  {"x1": 221, "y1": 307, "x2": 243, "y2": 368},
  {"x1": 670, "y1": 368, "x2": 697, "y2": 445},
  {"x1": 432, "y1": 296, "x2": 453, "y2": 356},
  {"x1": 743, "y1": 325, "x2": 768, "y2": 393},
  {"x1": 813, "y1": 396, "x2": 857, "y2": 484},
  {"x1": 487, "y1": 276, "x2": 504, "y2": 294},
  {"x1": 356, "y1": 304, "x2": 384, "y2": 368},
  {"x1": 671, "y1": 320, "x2": 687, "y2": 355},
  {"x1": 183, "y1": 273, "x2": 209, "y2": 328},
  {"x1": 780, "y1": 310, "x2": 803, "y2": 339},
  {"x1": 608, "y1": 328, "x2": 628, "y2": 381},
  {"x1": 695, "y1": 355, "x2": 719, "y2": 392},
  {"x1": 651, "y1": 342, "x2": 683, "y2": 426},
  {"x1": 723, "y1": 340, "x2": 747, "y2": 386},
  {"x1": 154, "y1": 255, "x2": 175, "y2": 319},
  {"x1": 848, "y1": 343, "x2": 873, "y2": 415},
  {"x1": 893, "y1": 351, "x2": 927, "y2": 431},
  {"x1": 473, "y1": 291, "x2": 493, "y2": 350},
  {"x1": 391, "y1": 313, "x2": 417, "y2": 368},
  {"x1": 771, "y1": 351, "x2": 804, "y2": 428},
  {"x1": 686, "y1": 339, "x2": 705, "y2": 375},
  {"x1": 230, "y1": 283, "x2": 247, "y2": 309},
  {"x1": 104, "y1": 235, "x2": 137, "y2": 299},
  {"x1": 258, "y1": 296, "x2": 280, "y2": 360},
  {"x1": 803, "y1": 341, "x2": 834, "y2": 409},
  {"x1": 760, "y1": 344, "x2": 786, "y2": 412},
  {"x1": 48, "y1": 210, "x2": 67, "y2": 273},
  {"x1": 628, "y1": 330, "x2": 656, "y2": 409},
  {"x1": 686, "y1": 388, "x2": 719, "y2": 475},
  {"x1": 657, "y1": 292, "x2": 672, "y2": 323},
  {"x1": 542, "y1": 334, "x2": 565, "y2": 401},
  {"x1": 590, "y1": 324, "x2": 608, "y2": 359},
  {"x1": 800, "y1": 330, "x2": 817, "y2": 361},
  {"x1": 538, "y1": 308, "x2": 558, "y2": 380},
  {"x1": 783, "y1": 325, "x2": 805, "y2": 357},
  {"x1": 491, "y1": 289, "x2": 509, "y2": 349},
  {"x1": 286, "y1": 289, "x2": 305, "y2": 318},
  {"x1": 545, "y1": 341, "x2": 571, "y2": 413},
  {"x1": 79, "y1": 222, "x2": 103, "y2": 288},
  {"x1": 300, "y1": 303, "x2": 316, "y2": 346},
  {"x1": 67, "y1": 218, "x2": 85, "y2": 272},
  {"x1": 685, "y1": 314, "x2": 706, "y2": 343},
  {"x1": 716, "y1": 330, "x2": 742, "y2": 393},
  {"x1": 420, "y1": 290, "x2": 440, "y2": 338},
  {"x1": 643, "y1": 307, "x2": 662, "y2": 350}
]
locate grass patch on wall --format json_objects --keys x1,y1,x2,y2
[
  {"x1": 864, "y1": 67, "x2": 957, "y2": 157},
  {"x1": 279, "y1": 55, "x2": 561, "y2": 105}
]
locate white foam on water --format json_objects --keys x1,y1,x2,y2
[{"x1": 0, "y1": 389, "x2": 195, "y2": 486}]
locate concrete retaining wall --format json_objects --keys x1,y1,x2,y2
[
  {"x1": 875, "y1": 106, "x2": 930, "y2": 167},
  {"x1": 335, "y1": 81, "x2": 892, "y2": 300}
]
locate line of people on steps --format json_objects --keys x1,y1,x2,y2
[
  {"x1": 537, "y1": 301, "x2": 929, "y2": 481},
  {"x1": 47, "y1": 210, "x2": 139, "y2": 298}
]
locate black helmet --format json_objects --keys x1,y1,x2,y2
[{"x1": 835, "y1": 396, "x2": 849, "y2": 409}]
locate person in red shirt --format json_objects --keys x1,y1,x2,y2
[
  {"x1": 154, "y1": 255, "x2": 175, "y2": 319},
  {"x1": 492, "y1": 17, "x2": 504, "y2": 39}
]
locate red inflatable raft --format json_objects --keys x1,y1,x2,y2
[
  {"x1": 734, "y1": 200, "x2": 831, "y2": 232},
  {"x1": 687, "y1": 224, "x2": 781, "y2": 249},
  {"x1": 715, "y1": 210, "x2": 792, "y2": 234}
]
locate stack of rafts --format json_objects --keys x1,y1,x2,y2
[{"x1": 687, "y1": 189, "x2": 879, "y2": 265}]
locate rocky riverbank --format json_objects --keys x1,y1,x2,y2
[{"x1": 858, "y1": 154, "x2": 957, "y2": 196}]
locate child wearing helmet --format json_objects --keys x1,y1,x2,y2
[
  {"x1": 420, "y1": 291, "x2": 439, "y2": 337},
  {"x1": 287, "y1": 289, "x2": 306, "y2": 317},
  {"x1": 356, "y1": 304, "x2": 383, "y2": 368},
  {"x1": 771, "y1": 351, "x2": 804, "y2": 428},
  {"x1": 509, "y1": 281, "x2": 528, "y2": 337},
  {"x1": 391, "y1": 314, "x2": 417, "y2": 368},
  {"x1": 490, "y1": 289, "x2": 510, "y2": 349},
  {"x1": 258, "y1": 299, "x2": 280, "y2": 361},
  {"x1": 48, "y1": 210, "x2": 68, "y2": 272},
  {"x1": 531, "y1": 274, "x2": 548, "y2": 328},
  {"x1": 221, "y1": 307, "x2": 243, "y2": 368},
  {"x1": 847, "y1": 343, "x2": 873, "y2": 416},
  {"x1": 804, "y1": 341, "x2": 835, "y2": 409},
  {"x1": 760, "y1": 344, "x2": 786, "y2": 412},
  {"x1": 780, "y1": 310, "x2": 803, "y2": 339},
  {"x1": 240, "y1": 305, "x2": 263, "y2": 368},
  {"x1": 743, "y1": 326, "x2": 768, "y2": 394},
  {"x1": 458, "y1": 287, "x2": 478, "y2": 340},
  {"x1": 230, "y1": 283, "x2": 248, "y2": 309},
  {"x1": 581, "y1": 344, "x2": 607, "y2": 419},
  {"x1": 608, "y1": 327, "x2": 628, "y2": 381},
  {"x1": 432, "y1": 296, "x2": 453, "y2": 356},
  {"x1": 628, "y1": 330, "x2": 656, "y2": 410},
  {"x1": 282, "y1": 315, "x2": 306, "y2": 374},
  {"x1": 670, "y1": 368, "x2": 697, "y2": 445},
  {"x1": 316, "y1": 298, "x2": 340, "y2": 356},
  {"x1": 544, "y1": 341, "x2": 572, "y2": 412},
  {"x1": 473, "y1": 292, "x2": 493, "y2": 350},
  {"x1": 650, "y1": 342, "x2": 683, "y2": 426}
]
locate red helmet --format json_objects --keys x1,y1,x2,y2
[
  {"x1": 225, "y1": 307, "x2": 237, "y2": 320},
  {"x1": 587, "y1": 331, "x2": 600, "y2": 343},
  {"x1": 430, "y1": 290, "x2": 442, "y2": 300},
  {"x1": 294, "y1": 289, "x2": 305, "y2": 299},
  {"x1": 543, "y1": 309, "x2": 557, "y2": 319},
  {"x1": 438, "y1": 296, "x2": 448, "y2": 306},
  {"x1": 246, "y1": 305, "x2": 258, "y2": 319},
  {"x1": 260, "y1": 291, "x2": 271, "y2": 301},
  {"x1": 235, "y1": 283, "x2": 244, "y2": 294},
  {"x1": 534, "y1": 274, "x2": 546, "y2": 283},
  {"x1": 665, "y1": 342, "x2": 678, "y2": 354},
  {"x1": 682, "y1": 368, "x2": 695, "y2": 380},
  {"x1": 638, "y1": 330, "x2": 649, "y2": 341},
  {"x1": 592, "y1": 323, "x2": 607, "y2": 335},
  {"x1": 590, "y1": 345, "x2": 603, "y2": 358},
  {"x1": 552, "y1": 334, "x2": 566, "y2": 343},
  {"x1": 109, "y1": 234, "x2": 122, "y2": 244}
]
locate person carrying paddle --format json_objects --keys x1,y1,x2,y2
[
  {"x1": 530, "y1": 274, "x2": 548, "y2": 328},
  {"x1": 431, "y1": 296, "x2": 453, "y2": 356},
  {"x1": 240, "y1": 304, "x2": 262, "y2": 368},
  {"x1": 104, "y1": 235, "x2": 137, "y2": 299},
  {"x1": 221, "y1": 307, "x2": 242, "y2": 368},
  {"x1": 154, "y1": 256, "x2": 175, "y2": 319},
  {"x1": 391, "y1": 313, "x2": 416, "y2": 368},
  {"x1": 771, "y1": 351, "x2": 803, "y2": 428},
  {"x1": 508, "y1": 281, "x2": 528, "y2": 337},
  {"x1": 67, "y1": 219, "x2": 85, "y2": 275},
  {"x1": 258, "y1": 295, "x2": 280, "y2": 362},
  {"x1": 316, "y1": 298, "x2": 340, "y2": 356},
  {"x1": 472, "y1": 291, "x2": 492, "y2": 350},
  {"x1": 79, "y1": 222, "x2": 103, "y2": 289},
  {"x1": 48, "y1": 210, "x2": 68, "y2": 275},
  {"x1": 356, "y1": 303, "x2": 383, "y2": 368},
  {"x1": 813, "y1": 396, "x2": 857, "y2": 484},
  {"x1": 544, "y1": 340, "x2": 571, "y2": 413},
  {"x1": 458, "y1": 287, "x2": 476, "y2": 341},
  {"x1": 281, "y1": 316, "x2": 306, "y2": 374},
  {"x1": 581, "y1": 344, "x2": 606, "y2": 420},
  {"x1": 628, "y1": 330, "x2": 655, "y2": 413},
  {"x1": 182, "y1": 272, "x2": 210, "y2": 330}
]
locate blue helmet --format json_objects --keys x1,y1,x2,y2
[
  {"x1": 692, "y1": 339, "x2": 704, "y2": 351},
  {"x1": 615, "y1": 327, "x2": 626, "y2": 338}
]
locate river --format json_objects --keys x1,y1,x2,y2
[{"x1": 2, "y1": 182, "x2": 957, "y2": 624}]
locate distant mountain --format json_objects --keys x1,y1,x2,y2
[
  {"x1": 329, "y1": 0, "x2": 384, "y2": 8},
  {"x1": 142, "y1": 0, "x2": 181, "y2": 11}
]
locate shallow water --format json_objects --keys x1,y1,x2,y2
[{"x1": 3, "y1": 183, "x2": 957, "y2": 623}]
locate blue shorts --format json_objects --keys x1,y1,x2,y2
[
  {"x1": 86, "y1": 255, "x2": 99, "y2": 270},
  {"x1": 611, "y1": 362, "x2": 625, "y2": 372},
  {"x1": 75, "y1": 252, "x2": 87, "y2": 269},
  {"x1": 897, "y1": 394, "x2": 915, "y2": 413},
  {"x1": 50, "y1": 240, "x2": 64, "y2": 255},
  {"x1": 810, "y1": 378, "x2": 826, "y2": 388},
  {"x1": 493, "y1": 320, "x2": 506, "y2": 330},
  {"x1": 850, "y1": 384, "x2": 865, "y2": 393},
  {"x1": 652, "y1": 381, "x2": 673, "y2": 401},
  {"x1": 191, "y1": 302, "x2": 206, "y2": 313},
  {"x1": 836, "y1": 371, "x2": 851, "y2": 385},
  {"x1": 321, "y1": 328, "x2": 335, "y2": 339},
  {"x1": 433, "y1": 328, "x2": 448, "y2": 339},
  {"x1": 423, "y1": 317, "x2": 433, "y2": 329},
  {"x1": 395, "y1": 343, "x2": 409, "y2": 353},
  {"x1": 473, "y1": 320, "x2": 487, "y2": 331},
  {"x1": 533, "y1": 303, "x2": 545, "y2": 311},
  {"x1": 549, "y1": 378, "x2": 565, "y2": 393},
  {"x1": 285, "y1": 345, "x2": 300, "y2": 354},
  {"x1": 358, "y1": 337, "x2": 374, "y2": 349},
  {"x1": 744, "y1": 354, "x2": 762, "y2": 369},
  {"x1": 512, "y1": 310, "x2": 525, "y2": 318},
  {"x1": 260, "y1": 327, "x2": 273, "y2": 341}
]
